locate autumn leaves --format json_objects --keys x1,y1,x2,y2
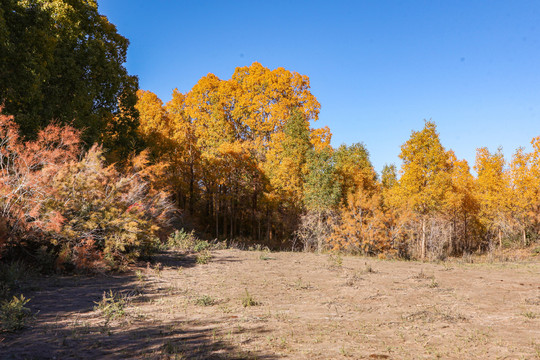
[
  {"x1": 2, "y1": 58, "x2": 538, "y2": 262},
  {"x1": 134, "y1": 63, "x2": 540, "y2": 258},
  {"x1": 135, "y1": 63, "x2": 325, "y2": 244}
]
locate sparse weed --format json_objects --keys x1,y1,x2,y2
[
  {"x1": 461, "y1": 252, "x2": 474, "y2": 264},
  {"x1": 195, "y1": 295, "x2": 216, "y2": 306},
  {"x1": 362, "y1": 262, "x2": 376, "y2": 274},
  {"x1": 428, "y1": 279, "x2": 439, "y2": 288},
  {"x1": 345, "y1": 272, "x2": 362, "y2": 286},
  {"x1": 94, "y1": 290, "x2": 128, "y2": 323},
  {"x1": 414, "y1": 269, "x2": 434, "y2": 280},
  {"x1": 241, "y1": 289, "x2": 259, "y2": 307},
  {"x1": 259, "y1": 247, "x2": 272, "y2": 260},
  {"x1": 522, "y1": 311, "x2": 537, "y2": 319},
  {"x1": 292, "y1": 277, "x2": 312, "y2": 290},
  {"x1": 162, "y1": 340, "x2": 184, "y2": 357},
  {"x1": 135, "y1": 270, "x2": 145, "y2": 282},
  {"x1": 153, "y1": 262, "x2": 163, "y2": 276},
  {"x1": 327, "y1": 253, "x2": 343, "y2": 268},
  {"x1": 0, "y1": 294, "x2": 33, "y2": 331}
]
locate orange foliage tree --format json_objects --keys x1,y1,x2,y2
[{"x1": 135, "y1": 63, "x2": 327, "y2": 245}]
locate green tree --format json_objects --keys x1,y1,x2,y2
[
  {"x1": 334, "y1": 143, "x2": 377, "y2": 203},
  {"x1": 0, "y1": 0, "x2": 139, "y2": 147},
  {"x1": 303, "y1": 148, "x2": 341, "y2": 211}
]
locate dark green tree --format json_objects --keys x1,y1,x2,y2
[
  {"x1": 0, "y1": 0, "x2": 139, "y2": 149},
  {"x1": 303, "y1": 148, "x2": 341, "y2": 212}
]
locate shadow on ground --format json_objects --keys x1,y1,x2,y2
[
  {"x1": 3, "y1": 317, "x2": 274, "y2": 359},
  {"x1": 1, "y1": 251, "x2": 275, "y2": 359}
]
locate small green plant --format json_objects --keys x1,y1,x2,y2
[
  {"x1": 135, "y1": 270, "x2": 145, "y2": 282},
  {"x1": 428, "y1": 279, "x2": 439, "y2": 288},
  {"x1": 196, "y1": 250, "x2": 212, "y2": 264},
  {"x1": 522, "y1": 311, "x2": 537, "y2": 319},
  {"x1": 241, "y1": 289, "x2": 259, "y2": 307},
  {"x1": 0, "y1": 294, "x2": 33, "y2": 331},
  {"x1": 94, "y1": 290, "x2": 127, "y2": 323},
  {"x1": 257, "y1": 246, "x2": 273, "y2": 260},
  {"x1": 153, "y1": 262, "x2": 163, "y2": 276},
  {"x1": 195, "y1": 295, "x2": 216, "y2": 306}
]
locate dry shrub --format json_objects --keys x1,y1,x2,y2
[
  {"x1": 0, "y1": 109, "x2": 174, "y2": 270},
  {"x1": 295, "y1": 210, "x2": 335, "y2": 253}
]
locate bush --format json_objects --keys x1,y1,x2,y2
[
  {"x1": 167, "y1": 229, "x2": 213, "y2": 253},
  {"x1": 167, "y1": 229, "x2": 197, "y2": 250},
  {"x1": 0, "y1": 294, "x2": 33, "y2": 331},
  {"x1": 0, "y1": 110, "x2": 175, "y2": 270}
]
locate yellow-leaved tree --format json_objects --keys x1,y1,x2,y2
[
  {"x1": 393, "y1": 121, "x2": 451, "y2": 259},
  {"x1": 443, "y1": 151, "x2": 480, "y2": 254},
  {"x1": 474, "y1": 147, "x2": 510, "y2": 248}
]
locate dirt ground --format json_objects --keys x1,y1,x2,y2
[{"x1": 1, "y1": 248, "x2": 539, "y2": 359}]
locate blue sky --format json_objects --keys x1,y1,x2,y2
[{"x1": 99, "y1": 0, "x2": 540, "y2": 174}]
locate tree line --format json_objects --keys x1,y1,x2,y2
[{"x1": 1, "y1": 0, "x2": 539, "y2": 271}]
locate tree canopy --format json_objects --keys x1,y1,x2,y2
[{"x1": 0, "y1": 0, "x2": 139, "y2": 148}]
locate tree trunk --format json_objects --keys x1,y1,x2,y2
[
  {"x1": 421, "y1": 218, "x2": 426, "y2": 260},
  {"x1": 215, "y1": 192, "x2": 219, "y2": 239},
  {"x1": 463, "y1": 213, "x2": 468, "y2": 253},
  {"x1": 189, "y1": 161, "x2": 194, "y2": 215},
  {"x1": 498, "y1": 228, "x2": 502, "y2": 249},
  {"x1": 317, "y1": 211, "x2": 322, "y2": 254}
]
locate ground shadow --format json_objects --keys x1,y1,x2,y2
[
  {"x1": 2, "y1": 318, "x2": 275, "y2": 359},
  {"x1": 1, "y1": 251, "x2": 274, "y2": 359}
]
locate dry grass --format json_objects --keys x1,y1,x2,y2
[{"x1": 2, "y1": 248, "x2": 539, "y2": 359}]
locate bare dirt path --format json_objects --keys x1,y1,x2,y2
[{"x1": 2, "y1": 249, "x2": 539, "y2": 359}]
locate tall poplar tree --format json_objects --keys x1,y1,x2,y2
[{"x1": 395, "y1": 121, "x2": 451, "y2": 259}]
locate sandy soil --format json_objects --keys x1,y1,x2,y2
[{"x1": 1, "y1": 249, "x2": 539, "y2": 359}]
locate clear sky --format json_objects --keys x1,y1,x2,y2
[{"x1": 98, "y1": 0, "x2": 540, "y2": 174}]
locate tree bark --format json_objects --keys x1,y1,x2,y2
[{"x1": 421, "y1": 218, "x2": 426, "y2": 260}]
